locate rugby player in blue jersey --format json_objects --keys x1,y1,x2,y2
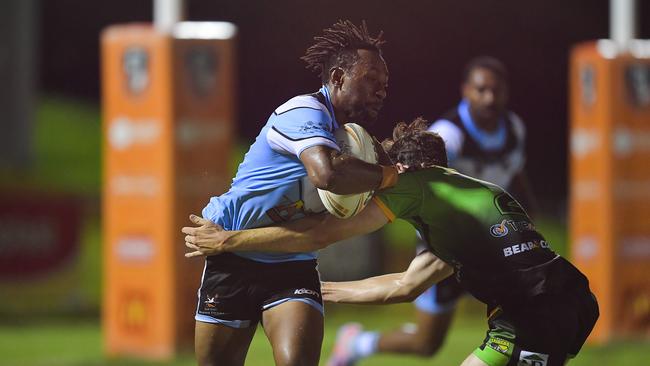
[{"x1": 190, "y1": 20, "x2": 395, "y2": 366}]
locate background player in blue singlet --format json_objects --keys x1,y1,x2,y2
[
  {"x1": 191, "y1": 20, "x2": 396, "y2": 366},
  {"x1": 328, "y1": 57, "x2": 537, "y2": 366}
]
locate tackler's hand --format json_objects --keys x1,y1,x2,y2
[
  {"x1": 320, "y1": 281, "x2": 344, "y2": 303},
  {"x1": 182, "y1": 214, "x2": 229, "y2": 258}
]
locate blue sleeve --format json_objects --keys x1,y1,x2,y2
[
  {"x1": 267, "y1": 108, "x2": 340, "y2": 157},
  {"x1": 273, "y1": 107, "x2": 335, "y2": 141}
]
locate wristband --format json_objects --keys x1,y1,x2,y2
[{"x1": 378, "y1": 165, "x2": 398, "y2": 190}]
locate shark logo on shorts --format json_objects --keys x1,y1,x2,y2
[
  {"x1": 205, "y1": 295, "x2": 218, "y2": 308},
  {"x1": 518, "y1": 350, "x2": 549, "y2": 366}
]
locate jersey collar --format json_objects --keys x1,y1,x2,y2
[
  {"x1": 458, "y1": 99, "x2": 506, "y2": 151},
  {"x1": 319, "y1": 85, "x2": 339, "y2": 130}
]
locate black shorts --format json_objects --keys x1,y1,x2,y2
[
  {"x1": 474, "y1": 285, "x2": 599, "y2": 366},
  {"x1": 195, "y1": 253, "x2": 323, "y2": 328}
]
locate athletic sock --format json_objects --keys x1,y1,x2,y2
[{"x1": 353, "y1": 331, "x2": 380, "y2": 358}]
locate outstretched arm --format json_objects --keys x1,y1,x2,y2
[
  {"x1": 321, "y1": 251, "x2": 454, "y2": 305},
  {"x1": 182, "y1": 200, "x2": 389, "y2": 257}
]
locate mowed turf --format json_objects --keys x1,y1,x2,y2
[{"x1": 1, "y1": 303, "x2": 648, "y2": 366}]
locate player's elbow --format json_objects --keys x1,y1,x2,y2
[
  {"x1": 389, "y1": 281, "x2": 422, "y2": 303},
  {"x1": 308, "y1": 169, "x2": 337, "y2": 191},
  {"x1": 388, "y1": 290, "x2": 419, "y2": 304},
  {"x1": 400, "y1": 288, "x2": 422, "y2": 303},
  {"x1": 310, "y1": 227, "x2": 336, "y2": 250}
]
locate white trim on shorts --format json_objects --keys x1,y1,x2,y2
[
  {"x1": 195, "y1": 314, "x2": 253, "y2": 328},
  {"x1": 262, "y1": 297, "x2": 324, "y2": 315}
]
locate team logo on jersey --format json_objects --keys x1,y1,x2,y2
[
  {"x1": 267, "y1": 199, "x2": 305, "y2": 223},
  {"x1": 490, "y1": 220, "x2": 509, "y2": 237},
  {"x1": 298, "y1": 121, "x2": 329, "y2": 134},
  {"x1": 487, "y1": 337, "x2": 511, "y2": 354},
  {"x1": 490, "y1": 219, "x2": 536, "y2": 237},
  {"x1": 517, "y1": 350, "x2": 549, "y2": 366}
]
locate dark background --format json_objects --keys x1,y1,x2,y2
[{"x1": 40, "y1": 0, "x2": 650, "y2": 201}]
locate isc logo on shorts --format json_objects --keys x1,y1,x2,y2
[
  {"x1": 294, "y1": 288, "x2": 320, "y2": 298},
  {"x1": 518, "y1": 350, "x2": 549, "y2": 366}
]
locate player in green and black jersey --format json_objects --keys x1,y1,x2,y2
[{"x1": 182, "y1": 119, "x2": 598, "y2": 366}]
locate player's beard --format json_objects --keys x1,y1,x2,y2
[{"x1": 348, "y1": 106, "x2": 378, "y2": 127}]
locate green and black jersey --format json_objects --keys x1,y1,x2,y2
[{"x1": 374, "y1": 166, "x2": 585, "y2": 308}]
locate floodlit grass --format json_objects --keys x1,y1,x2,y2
[
  {"x1": 2, "y1": 97, "x2": 647, "y2": 366},
  {"x1": 1, "y1": 305, "x2": 648, "y2": 366}
]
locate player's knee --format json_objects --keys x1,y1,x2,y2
[
  {"x1": 197, "y1": 354, "x2": 246, "y2": 366},
  {"x1": 412, "y1": 337, "x2": 444, "y2": 357},
  {"x1": 194, "y1": 343, "x2": 214, "y2": 366},
  {"x1": 273, "y1": 351, "x2": 319, "y2": 366},
  {"x1": 195, "y1": 344, "x2": 243, "y2": 366},
  {"x1": 195, "y1": 354, "x2": 222, "y2": 366},
  {"x1": 413, "y1": 344, "x2": 442, "y2": 357},
  {"x1": 196, "y1": 358, "x2": 216, "y2": 366},
  {"x1": 275, "y1": 355, "x2": 318, "y2": 366}
]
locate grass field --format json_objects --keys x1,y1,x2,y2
[
  {"x1": 1, "y1": 303, "x2": 649, "y2": 366},
  {"x1": 1, "y1": 97, "x2": 648, "y2": 365}
]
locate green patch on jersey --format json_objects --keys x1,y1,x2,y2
[{"x1": 494, "y1": 192, "x2": 528, "y2": 217}]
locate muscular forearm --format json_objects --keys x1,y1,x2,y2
[
  {"x1": 222, "y1": 209, "x2": 382, "y2": 253},
  {"x1": 184, "y1": 202, "x2": 388, "y2": 258},
  {"x1": 222, "y1": 223, "x2": 326, "y2": 253},
  {"x1": 321, "y1": 274, "x2": 415, "y2": 305},
  {"x1": 198, "y1": 214, "x2": 329, "y2": 255},
  {"x1": 321, "y1": 252, "x2": 454, "y2": 305}
]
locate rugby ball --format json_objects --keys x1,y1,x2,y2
[{"x1": 317, "y1": 123, "x2": 378, "y2": 218}]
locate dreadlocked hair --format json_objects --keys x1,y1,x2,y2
[
  {"x1": 302, "y1": 20, "x2": 385, "y2": 83},
  {"x1": 384, "y1": 117, "x2": 448, "y2": 170}
]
